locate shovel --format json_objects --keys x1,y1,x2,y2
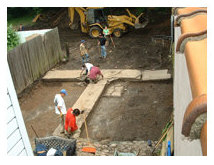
[
  {"x1": 110, "y1": 35, "x2": 116, "y2": 48},
  {"x1": 81, "y1": 113, "x2": 96, "y2": 154}
]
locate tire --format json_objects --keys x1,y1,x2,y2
[
  {"x1": 113, "y1": 28, "x2": 123, "y2": 38},
  {"x1": 89, "y1": 26, "x2": 102, "y2": 38},
  {"x1": 124, "y1": 24, "x2": 129, "y2": 34}
]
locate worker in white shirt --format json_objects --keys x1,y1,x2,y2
[
  {"x1": 54, "y1": 89, "x2": 68, "y2": 134},
  {"x1": 80, "y1": 62, "x2": 94, "y2": 76}
]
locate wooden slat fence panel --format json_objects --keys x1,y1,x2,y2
[
  {"x1": 7, "y1": 28, "x2": 62, "y2": 94},
  {"x1": 27, "y1": 36, "x2": 45, "y2": 81},
  {"x1": 43, "y1": 28, "x2": 62, "y2": 68}
]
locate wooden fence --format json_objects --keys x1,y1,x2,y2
[{"x1": 7, "y1": 28, "x2": 62, "y2": 94}]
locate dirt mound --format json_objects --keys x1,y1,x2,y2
[{"x1": 25, "y1": 8, "x2": 72, "y2": 30}]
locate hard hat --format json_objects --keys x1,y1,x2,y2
[{"x1": 60, "y1": 89, "x2": 68, "y2": 95}]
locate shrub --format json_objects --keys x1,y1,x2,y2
[{"x1": 7, "y1": 24, "x2": 20, "y2": 51}]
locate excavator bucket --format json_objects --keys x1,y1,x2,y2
[{"x1": 134, "y1": 13, "x2": 149, "y2": 29}]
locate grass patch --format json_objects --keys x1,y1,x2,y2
[{"x1": 8, "y1": 14, "x2": 35, "y2": 29}]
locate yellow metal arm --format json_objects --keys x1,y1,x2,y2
[
  {"x1": 126, "y1": 9, "x2": 137, "y2": 19},
  {"x1": 68, "y1": 7, "x2": 88, "y2": 33}
]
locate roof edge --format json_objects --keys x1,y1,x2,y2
[
  {"x1": 175, "y1": 10, "x2": 207, "y2": 26},
  {"x1": 182, "y1": 94, "x2": 207, "y2": 137},
  {"x1": 176, "y1": 30, "x2": 207, "y2": 53}
]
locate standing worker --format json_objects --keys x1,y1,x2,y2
[
  {"x1": 103, "y1": 26, "x2": 110, "y2": 46},
  {"x1": 98, "y1": 34, "x2": 107, "y2": 58},
  {"x1": 80, "y1": 40, "x2": 89, "y2": 64},
  {"x1": 64, "y1": 108, "x2": 83, "y2": 138},
  {"x1": 18, "y1": 24, "x2": 24, "y2": 31},
  {"x1": 54, "y1": 89, "x2": 68, "y2": 134},
  {"x1": 103, "y1": 26, "x2": 109, "y2": 37}
]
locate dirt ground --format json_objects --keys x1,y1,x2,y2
[
  {"x1": 80, "y1": 80, "x2": 173, "y2": 141},
  {"x1": 19, "y1": 82, "x2": 86, "y2": 145},
  {"x1": 56, "y1": 19, "x2": 172, "y2": 72},
  {"x1": 28, "y1": 8, "x2": 172, "y2": 72}
]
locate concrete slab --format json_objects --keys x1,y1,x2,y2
[
  {"x1": 102, "y1": 69, "x2": 142, "y2": 80},
  {"x1": 53, "y1": 79, "x2": 107, "y2": 138},
  {"x1": 73, "y1": 80, "x2": 108, "y2": 138},
  {"x1": 43, "y1": 70, "x2": 82, "y2": 82},
  {"x1": 72, "y1": 80, "x2": 107, "y2": 111},
  {"x1": 142, "y1": 69, "x2": 171, "y2": 81},
  {"x1": 43, "y1": 69, "x2": 142, "y2": 82}
]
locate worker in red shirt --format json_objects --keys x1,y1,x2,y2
[
  {"x1": 65, "y1": 108, "x2": 83, "y2": 138},
  {"x1": 86, "y1": 65, "x2": 104, "y2": 83}
]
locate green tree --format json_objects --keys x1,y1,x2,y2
[{"x1": 7, "y1": 24, "x2": 20, "y2": 51}]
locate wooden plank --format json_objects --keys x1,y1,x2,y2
[
  {"x1": 27, "y1": 39, "x2": 40, "y2": 81},
  {"x1": 7, "y1": 129, "x2": 22, "y2": 152},
  {"x1": 44, "y1": 28, "x2": 62, "y2": 68},
  {"x1": 7, "y1": 49, "x2": 19, "y2": 93},
  {"x1": 32, "y1": 36, "x2": 47, "y2": 75},
  {"x1": 8, "y1": 139, "x2": 25, "y2": 156},
  {"x1": 39, "y1": 38, "x2": 49, "y2": 72},
  {"x1": 7, "y1": 118, "x2": 19, "y2": 138},
  {"x1": 7, "y1": 106, "x2": 15, "y2": 123},
  {"x1": 21, "y1": 43, "x2": 34, "y2": 88},
  {"x1": 27, "y1": 36, "x2": 46, "y2": 81},
  {"x1": 44, "y1": 31, "x2": 54, "y2": 68},
  {"x1": 13, "y1": 46, "x2": 26, "y2": 94},
  {"x1": 12, "y1": 44, "x2": 29, "y2": 94}
]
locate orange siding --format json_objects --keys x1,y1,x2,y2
[
  {"x1": 184, "y1": 39, "x2": 207, "y2": 98},
  {"x1": 181, "y1": 14, "x2": 207, "y2": 34}
]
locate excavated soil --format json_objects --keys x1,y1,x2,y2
[
  {"x1": 57, "y1": 21, "x2": 172, "y2": 72},
  {"x1": 27, "y1": 8, "x2": 172, "y2": 72},
  {"x1": 80, "y1": 80, "x2": 173, "y2": 141}
]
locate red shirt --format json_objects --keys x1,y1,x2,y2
[
  {"x1": 89, "y1": 66, "x2": 102, "y2": 80},
  {"x1": 65, "y1": 108, "x2": 78, "y2": 132}
]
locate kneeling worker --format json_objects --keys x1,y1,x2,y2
[
  {"x1": 65, "y1": 108, "x2": 84, "y2": 138},
  {"x1": 80, "y1": 62, "x2": 93, "y2": 76},
  {"x1": 88, "y1": 65, "x2": 104, "y2": 83}
]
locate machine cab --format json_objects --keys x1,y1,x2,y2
[{"x1": 87, "y1": 8, "x2": 108, "y2": 26}]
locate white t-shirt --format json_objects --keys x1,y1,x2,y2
[
  {"x1": 85, "y1": 63, "x2": 93, "y2": 71},
  {"x1": 54, "y1": 94, "x2": 67, "y2": 115}
]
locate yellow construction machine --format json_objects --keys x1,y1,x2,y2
[{"x1": 68, "y1": 7, "x2": 149, "y2": 38}]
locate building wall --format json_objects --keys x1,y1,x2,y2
[
  {"x1": 173, "y1": 24, "x2": 202, "y2": 156},
  {"x1": 7, "y1": 64, "x2": 33, "y2": 156}
]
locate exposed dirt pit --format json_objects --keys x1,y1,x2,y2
[
  {"x1": 19, "y1": 81, "x2": 86, "y2": 146},
  {"x1": 80, "y1": 80, "x2": 173, "y2": 141}
]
